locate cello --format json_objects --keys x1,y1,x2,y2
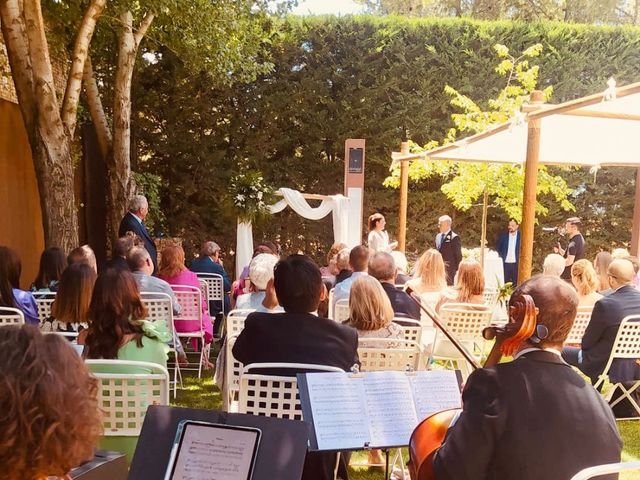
[{"x1": 406, "y1": 288, "x2": 540, "y2": 480}]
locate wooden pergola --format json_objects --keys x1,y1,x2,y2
[{"x1": 392, "y1": 81, "x2": 640, "y2": 282}]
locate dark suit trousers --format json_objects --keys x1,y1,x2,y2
[{"x1": 503, "y1": 262, "x2": 518, "y2": 285}]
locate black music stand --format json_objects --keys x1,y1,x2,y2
[{"x1": 128, "y1": 406, "x2": 309, "y2": 480}]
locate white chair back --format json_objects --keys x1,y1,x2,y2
[
  {"x1": 482, "y1": 288, "x2": 498, "y2": 306},
  {"x1": 238, "y1": 362, "x2": 344, "y2": 420},
  {"x1": 86, "y1": 360, "x2": 169, "y2": 436},
  {"x1": 565, "y1": 305, "x2": 593, "y2": 344},
  {"x1": 0, "y1": 307, "x2": 25, "y2": 326},
  {"x1": 357, "y1": 338, "x2": 423, "y2": 372},
  {"x1": 140, "y1": 292, "x2": 174, "y2": 331},
  {"x1": 225, "y1": 335, "x2": 243, "y2": 410},
  {"x1": 196, "y1": 273, "x2": 225, "y2": 308},
  {"x1": 438, "y1": 303, "x2": 493, "y2": 343},
  {"x1": 171, "y1": 285, "x2": 203, "y2": 329},
  {"x1": 570, "y1": 461, "x2": 640, "y2": 480},
  {"x1": 34, "y1": 292, "x2": 56, "y2": 326},
  {"x1": 395, "y1": 318, "x2": 423, "y2": 344},
  {"x1": 334, "y1": 299, "x2": 350, "y2": 323},
  {"x1": 227, "y1": 309, "x2": 255, "y2": 337}
]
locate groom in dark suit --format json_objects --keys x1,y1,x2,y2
[
  {"x1": 563, "y1": 258, "x2": 640, "y2": 385},
  {"x1": 118, "y1": 195, "x2": 158, "y2": 274},
  {"x1": 436, "y1": 215, "x2": 462, "y2": 285}
]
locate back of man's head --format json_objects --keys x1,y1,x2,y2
[
  {"x1": 200, "y1": 241, "x2": 220, "y2": 257},
  {"x1": 127, "y1": 246, "x2": 151, "y2": 272},
  {"x1": 113, "y1": 235, "x2": 136, "y2": 258},
  {"x1": 336, "y1": 248, "x2": 351, "y2": 271},
  {"x1": 512, "y1": 275, "x2": 578, "y2": 349},
  {"x1": 608, "y1": 258, "x2": 635, "y2": 288},
  {"x1": 349, "y1": 245, "x2": 369, "y2": 273},
  {"x1": 368, "y1": 252, "x2": 396, "y2": 283},
  {"x1": 274, "y1": 255, "x2": 322, "y2": 314},
  {"x1": 129, "y1": 195, "x2": 148, "y2": 213},
  {"x1": 543, "y1": 253, "x2": 565, "y2": 277}
]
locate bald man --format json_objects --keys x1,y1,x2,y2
[{"x1": 562, "y1": 258, "x2": 640, "y2": 385}]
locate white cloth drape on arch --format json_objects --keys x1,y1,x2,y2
[{"x1": 235, "y1": 188, "x2": 350, "y2": 278}]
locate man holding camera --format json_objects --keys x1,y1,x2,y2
[{"x1": 554, "y1": 217, "x2": 585, "y2": 281}]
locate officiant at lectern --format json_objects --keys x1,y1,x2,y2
[{"x1": 429, "y1": 275, "x2": 621, "y2": 480}]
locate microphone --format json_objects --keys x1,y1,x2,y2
[{"x1": 541, "y1": 227, "x2": 559, "y2": 233}]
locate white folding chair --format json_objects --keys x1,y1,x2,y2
[
  {"x1": 227, "y1": 309, "x2": 255, "y2": 337},
  {"x1": 34, "y1": 292, "x2": 56, "y2": 326},
  {"x1": 395, "y1": 318, "x2": 423, "y2": 344},
  {"x1": 565, "y1": 305, "x2": 594, "y2": 345},
  {"x1": 140, "y1": 292, "x2": 181, "y2": 397},
  {"x1": 482, "y1": 288, "x2": 498, "y2": 306},
  {"x1": 334, "y1": 299, "x2": 350, "y2": 323},
  {"x1": 86, "y1": 360, "x2": 170, "y2": 436},
  {"x1": 238, "y1": 362, "x2": 344, "y2": 420},
  {"x1": 357, "y1": 338, "x2": 424, "y2": 372},
  {"x1": 570, "y1": 461, "x2": 640, "y2": 480},
  {"x1": 197, "y1": 273, "x2": 226, "y2": 341},
  {"x1": 0, "y1": 307, "x2": 25, "y2": 326},
  {"x1": 431, "y1": 303, "x2": 493, "y2": 378},
  {"x1": 172, "y1": 285, "x2": 207, "y2": 377},
  {"x1": 593, "y1": 315, "x2": 640, "y2": 419},
  {"x1": 224, "y1": 335, "x2": 243, "y2": 412}
]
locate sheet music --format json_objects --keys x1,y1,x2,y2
[
  {"x1": 305, "y1": 373, "x2": 371, "y2": 450},
  {"x1": 362, "y1": 371, "x2": 418, "y2": 447},
  {"x1": 170, "y1": 424, "x2": 258, "y2": 480},
  {"x1": 409, "y1": 370, "x2": 462, "y2": 420}
]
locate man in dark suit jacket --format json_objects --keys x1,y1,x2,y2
[
  {"x1": 433, "y1": 275, "x2": 622, "y2": 480},
  {"x1": 190, "y1": 240, "x2": 231, "y2": 317},
  {"x1": 233, "y1": 254, "x2": 359, "y2": 480},
  {"x1": 368, "y1": 251, "x2": 420, "y2": 322},
  {"x1": 436, "y1": 215, "x2": 462, "y2": 285},
  {"x1": 563, "y1": 258, "x2": 640, "y2": 385},
  {"x1": 118, "y1": 195, "x2": 157, "y2": 274},
  {"x1": 496, "y1": 218, "x2": 521, "y2": 285}
]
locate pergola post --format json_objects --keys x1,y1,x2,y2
[
  {"x1": 518, "y1": 90, "x2": 545, "y2": 283},
  {"x1": 398, "y1": 141, "x2": 410, "y2": 252},
  {"x1": 631, "y1": 168, "x2": 640, "y2": 256}
]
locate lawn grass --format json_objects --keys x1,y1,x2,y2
[{"x1": 172, "y1": 373, "x2": 640, "y2": 479}]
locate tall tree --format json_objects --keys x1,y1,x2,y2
[{"x1": 0, "y1": 0, "x2": 105, "y2": 251}]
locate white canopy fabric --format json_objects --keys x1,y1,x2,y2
[{"x1": 392, "y1": 82, "x2": 640, "y2": 168}]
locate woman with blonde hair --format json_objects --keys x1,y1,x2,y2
[
  {"x1": 347, "y1": 276, "x2": 404, "y2": 346},
  {"x1": 407, "y1": 249, "x2": 448, "y2": 308},
  {"x1": 593, "y1": 251, "x2": 613, "y2": 292},
  {"x1": 436, "y1": 259, "x2": 485, "y2": 311},
  {"x1": 571, "y1": 259, "x2": 603, "y2": 307}
]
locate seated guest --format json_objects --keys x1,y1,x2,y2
[
  {"x1": 406, "y1": 249, "x2": 448, "y2": 309},
  {"x1": 368, "y1": 252, "x2": 420, "y2": 321},
  {"x1": 593, "y1": 251, "x2": 613, "y2": 293},
  {"x1": 563, "y1": 258, "x2": 640, "y2": 385},
  {"x1": 105, "y1": 234, "x2": 137, "y2": 271},
  {"x1": 50, "y1": 263, "x2": 96, "y2": 332},
  {"x1": 128, "y1": 246, "x2": 181, "y2": 316},
  {"x1": 190, "y1": 240, "x2": 232, "y2": 315},
  {"x1": 432, "y1": 275, "x2": 622, "y2": 480},
  {"x1": 333, "y1": 245, "x2": 369, "y2": 306},
  {"x1": 0, "y1": 325, "x2": 102, "y2": 480},
  {"x1": 334, "y1": 248, "x2": 352, "y2": 284},
  {"x1": 612, "y1": 247, "x2": 630, "y2": 259},
  {"x1": 233, "y1": 241, "x2": 279, "y2": 299},
  {"x1": 571, "y1": 259, "x2": 602, "y2": 307},
  {"x1": 31, "y1": 246, "x2": 66, "y2": 292},
  {"x1": 236, "y1": 253, "x2": 282, "y2": 311},
  {"x1": 542, "y1": 253, "x2": 565, "y2": 277},
  {"x1": 347, "y1": 276, "x2": 404, "y2": 346},
  {"x1": 436, "y1": 259, "x2": 486, "y2": 312},
  {"x1": 68, "y1": 244, "x2": 98, "y2": 273},
  {"x1": 319, "y1": 242, "x2": 347, "y2": 279},
  {"x1": 158, "y1": 244, "x2": 214, "y2": 359},
  {"x1": 233, "y1": 254, "x2": 359, "y2": 480},
  {"x1": 82, "y1": 268, "x2": 171, "y2": 370},
  {"x1": 0, "y1": 246, "x2": 38, "y2": 324},
  {"x1": 391, "y1": 250, "x2": 411, "y2": 285}
]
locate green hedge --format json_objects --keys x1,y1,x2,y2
[{"x1": 133, "y1": 16, "x2": 640, "y2": 270}]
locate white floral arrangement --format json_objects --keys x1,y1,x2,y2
[
  {"x1": 461, "y1": 247, "x2": 500, "y2": 262},
  {"x1": 227, "y1": 170, "x2": 274, "y2": 223}
]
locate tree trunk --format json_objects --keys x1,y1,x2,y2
[
  {"x1": 107, "y1": 10, "x2": 154, "y2": 243},
  {"x1": 83, "y1": 56, "x2": 112, "y2": 160},
  {"x1": 1, "y1": 0, "x2": 79, "y2": 251}
]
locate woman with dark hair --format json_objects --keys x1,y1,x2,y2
[
  {"x1": 0, "y1": 246, "x2": 38, "y2": 324},
  {"x1": 82, "y1": 268, "x2": 170, "y2": 371},
  {"x1": 31, "y1": 247, "x2": 66, "y2": 292},
  {"x1": 50, "y1": 263, "x2": 97, "y2": 332},
  {"x1": 367, "y1": 213, "x2": 397, "y2": 253},
  {"x1": 0, "y1": 325, "x2": 102, "y2": 479}
]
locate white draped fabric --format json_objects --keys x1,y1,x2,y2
[{"x1": 235, "y1": 188, "x2": 350, "y2": 278}]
